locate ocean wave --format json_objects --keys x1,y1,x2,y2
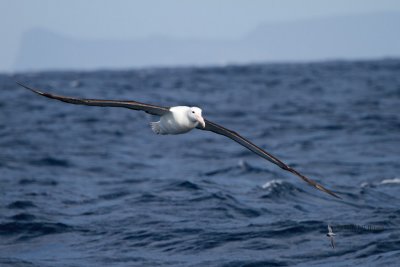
[
  {"x1": 0, "y1": 222, "x2": 72, "y2": 238},
  {"x1": 9, "y1": 213, "x2": 36, "y2": 221},
  {"x1": 260, "y1": 179, "x2": 303, "y2": 199},
  {"x1": 360, "y1": 177, "x2": 400, "y2": 188},
  {"x1": 7, "y1": 201, "x2": 37, "y2": 209},
  {"x1": 204, "y1": 160, "x2": 273, "y2": 176},
  {"x1": 28, "y1": 156, "x2": 71, "y2": 167},
  {"x1": 2, "y1": 60, "x2": 400, "y2": 266},
  {"x1": 380, "y1": 178, "x2": 400, "y2": 185}
]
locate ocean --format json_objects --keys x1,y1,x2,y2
[{"x1": 1, "y1": 59, "x2": 400, "y2": 266}]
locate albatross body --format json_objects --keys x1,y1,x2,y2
[
  {"x1": 16, "y1": 82, "x2": 340, "y2": 199},
  {"x1": 150, "y1": 106, "x2": 205, "y2": 135}
]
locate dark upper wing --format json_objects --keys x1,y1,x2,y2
[
  {"x1": 198, "y1": 119, "x2": 341, "y2": 199},
  {"x1": 17, "y1": 82, "x2": 170, "y2": 116}
]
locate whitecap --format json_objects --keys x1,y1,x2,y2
[
  {"x1": 261, "y1": 179, "x2": 283, "y2": 189},
  {"x1": 380, "y1": 178, "x2": 400, "y2": 185}
]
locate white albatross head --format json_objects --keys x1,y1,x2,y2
[{"x1": 188, "y1": 107, "x2": 205, "y2": 128}]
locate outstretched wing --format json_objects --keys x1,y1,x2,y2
[
  {"x1": 17, "y1": 82, "x2": 170, "y2": 116},
  {"x1": 198, "y1": 119, "x2": 340, "y2": 199}
]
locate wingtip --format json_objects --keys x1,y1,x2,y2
[
  {"x1": 328, "y1": 190, "x2": 342, "y2": 199},
  {"x1": 16, "y1": 81, "x2": 28, "y2": 90},
  {"x1": 16, "y1": 81, "x2": 44, "y2": 95},
  {"x1": 315, "y1": 184, "x2": 342, "y2": 199},
  {"x1": 16, "y1": 81, "x2": 28, "y2": 88},
  {"x1": 288, "y1": 167, "x2": 342, "y2": 200}
]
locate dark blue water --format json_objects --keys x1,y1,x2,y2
[{"x1": 1, "y1": 59, "x2": 400, "y2": 266}]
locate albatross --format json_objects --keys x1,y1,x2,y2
[{"x1": 16, "y1": 82, "x2": 340, "y2": 199}]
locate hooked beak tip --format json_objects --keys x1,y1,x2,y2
[
  {"x1": 199, "y1": 120, "x2": 205, "y2": 128},
  {"x1": 196, "y1": 116, "x2": 206, "y2": 128}
]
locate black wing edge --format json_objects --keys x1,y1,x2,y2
[
  {"x1": 199, "y1": 119, "x2": 341, "y2": 199},
  {"x1": 16, "y1": 81, "x2": 170, "y2": 116}
]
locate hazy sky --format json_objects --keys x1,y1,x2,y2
[{"x1": 1, "y1": 0, "x2": 400, "y2": 72}]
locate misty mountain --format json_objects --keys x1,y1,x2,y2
[{"x1": 14, "y1": 12, "x2": 400, "y2": 71}]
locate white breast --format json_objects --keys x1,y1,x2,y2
[{"x1": 158, "y1": 106, "x2": 198, "y2": 134}]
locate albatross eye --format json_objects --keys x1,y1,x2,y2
[{"x1": 192, "y1": 111, "x2": 195, "y2": 114}]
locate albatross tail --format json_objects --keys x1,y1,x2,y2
[{"x1": 150, "y1": 121, "x2": 162, "y2": 134}]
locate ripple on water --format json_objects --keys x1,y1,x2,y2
[
  {"x1": 7, "y1": 201, "x2": 37, "y2": 209},
  {"x1": 0, "y1": 222, "x2": 72, "y2": 238}
]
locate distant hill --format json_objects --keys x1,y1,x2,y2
[{"x1": 14, "y1": 12, "x2": 400, "y2": 71}]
